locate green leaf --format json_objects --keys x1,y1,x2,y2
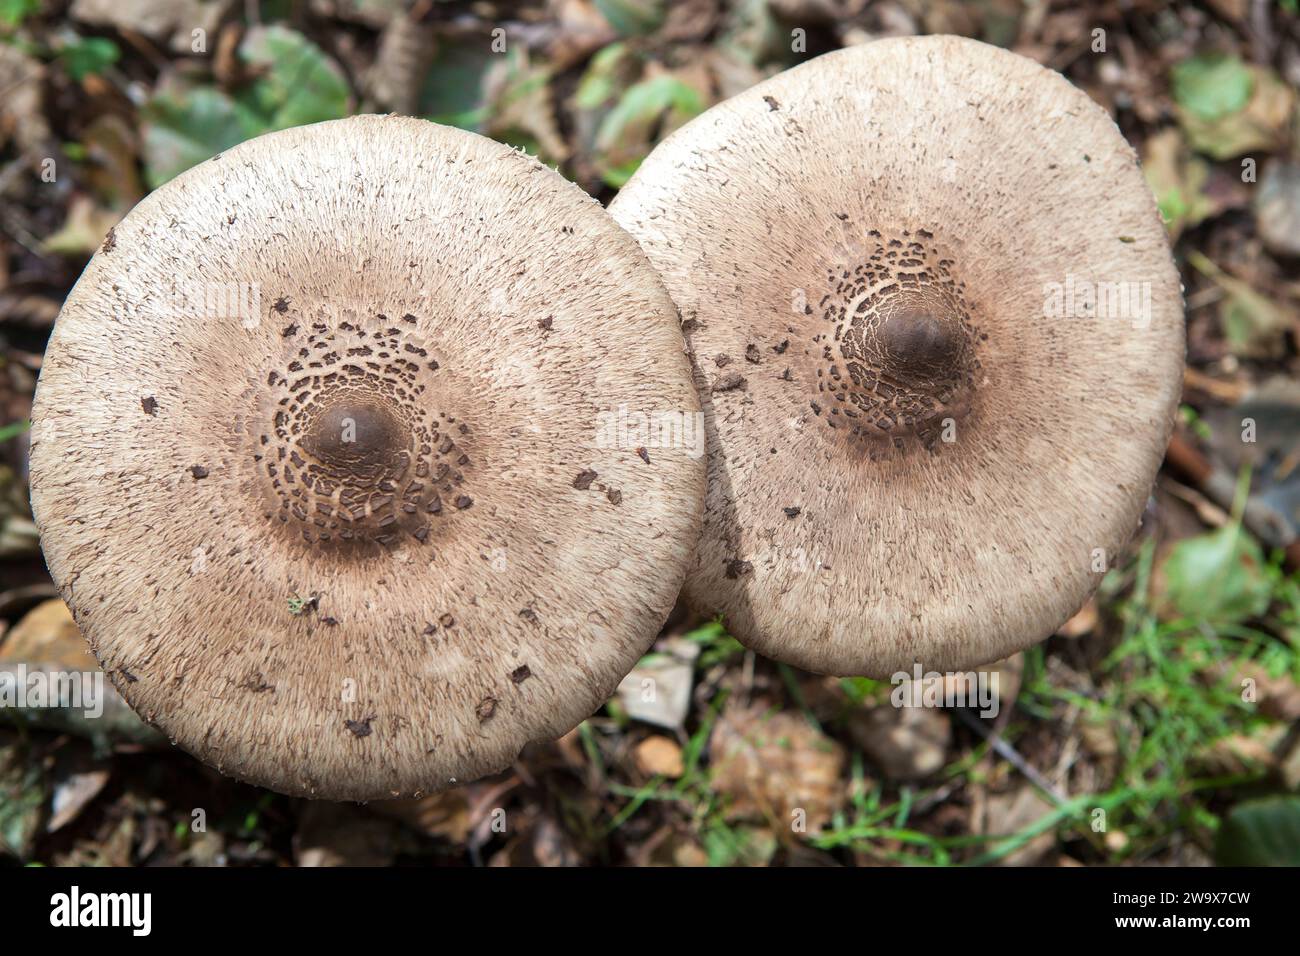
[
  {"x1": 141, "y1": 27, "x2": 351, "y2": 187},
  {"x1": 1220, "y1": 282, "x2": 1290, "y2": 358},
  {"x1": 718, "y1": 0, "x2": 788, "y2": 67},
  {"x1": 1187, "y1": 250, "x2": 1293, "y2": 359},
  {"x1": 1142, "y1": 128, "x2": 1214, "y2": 240},
  {"x1": 1171, "y1": 54, "x2": 1253, "y2": 122},
  {"x1": 141, "y1": 84, "x2": 260, "y2": 188},
  {"x1": 574, "y1": 43, "x2": 632, "y2": 111},
  {"x1": 480, "y1": 51, "x2": 568, "y2": 162},
  {"x1": 595, "y1": 74, "x2": 704, "y2": 187},
  {"x1": 238, "y1": 25, "x2": 351, "y2": 131},
  {"x1": 1159, "y1": 524, "x2": 1272, "y2": 626},
  {"x1": 594, "y1": 0, "x2": 664, "y2": 37},
  {"x1": 0, "y1": 0, "x2": 39, "y2": 30},
  {"x1": 420, "y1": 44, "x2": 494, "y2": 130},
  {"x1": 1215, "y1": 797, "x2": 1300, "y2": 866},
  {"x1": 601, "y1": 75, "x2": 703, "y2": 140},
  {"x1": 1177, "y1": 65, "x2": 1295, "y2": 161},
  {"x1": 0, "y1": 742, "x2": 46, "y2": 860},
  {"x1": 59, "y1": 36, "x2": 120, "y2": 81},
  {"x1": 0, "y1": 419, "x2": 30, "y2": 442}
]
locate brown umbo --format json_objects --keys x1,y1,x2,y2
[
  {"x1": 30, "y1": 116, "x2": 704, "y2": 799},
  {"x1": 610, "y1": 36, "x2": 1185, "y2": 677}
]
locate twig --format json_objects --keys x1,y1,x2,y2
[{"x1": 953, "y1": 708, "x2": 1069, "y2": 807}]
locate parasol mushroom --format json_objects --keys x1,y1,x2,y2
[
  {"x1": 30, "y1": 115, "x2": 704, "y2": 799},
  {"x1": 609, "y1": 35, "x2": 1185, "y2": 677}
]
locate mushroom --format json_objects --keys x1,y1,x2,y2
[
  {"x1": 608, "y1": 36, "x2": 1185, "y2": 677},
  {"x1": 29, "y1": 115, "x2": 704, "y2": 799}
]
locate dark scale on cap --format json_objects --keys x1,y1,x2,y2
[
  {"x1": 808, "y1": 228, "x2": 982, "y2": 454},
  {"x1": 247, "y1": 315, "x2": 475, "y2": 556}
]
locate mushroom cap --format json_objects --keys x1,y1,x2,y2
[
  {"x1": 30, "y1": 116, "x2": 704, "y2": 799},
  {"x1": 608, "y1": 36, "x2": 1184, "y2": 677}
]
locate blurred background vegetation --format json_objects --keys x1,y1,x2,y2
[{"x1": 1, "y1": 0, "x2": 1299, "y2": 866}]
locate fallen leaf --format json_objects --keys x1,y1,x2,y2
[
  {"x1": 594, "y1": 68, "x2": 705, "y2": 186},
  {"x1": 1215, "y1": 796, "x2": 1300, "y2": 866},
  {"x1": 0, "y1": 44, "x2": 50, "y2": 155},
  {"x1": 1187, "y1": 250, "x2": 1294, "y2": 359},
  {"x1": 616, "y1": 647, "x2": 695, "y2": 729},
  {"x1": 548, "y1": 0, "x2": 620, "y2": 72},
  {"x1": 140, "y1": 80, "x2": 257, "y2": 188},
  {"x1": 70, "y1": 0, "x2": 229, "y2": 53},
  {"x1": 0, "y1": 736, "x2": 45, "y2": 859},
  {"x1": 977, "y1": 783, "x2": 1056, "y2": 866},
  {"x1": 419, "y1": 44, "x2": 495, "y2": 130},
  {"x1": 294, "y1": 802, "x2": 406, "y2": 866},
  {"x1": 717, "y1": 0, "x2": 789, "y2": 68},
  {"x1": 0, "y1": 465, "x2": 37, "y2": 559},
  {"x1": 1058, "y1": 599, "x2": 1098, "y2": 638},
  {"x1": 58, "y1": 35, "x2": 120, "y2": 82},
  {"x1": 1156, "y1": 524, "x2": 1273, "y2": 625},
  {"x1": 848, "y1": 703, "x2": 950, "y2": 780},
  {"x1": 48, "y1": 766, "x2": 110, "y2": 833},
  {"x1": 1171, "y1": 53, "x2": 1253, "y2": 122},
  {"x1": 1142, "y1": 128, "x2": 1217, "y2": 240},
  {"x1": 1256, "y1": 160, "x2": 1300, "y2": 259},
  {"x1": 141, "y1": 26, "x2": 351, "y2": 188},
  {"x1": 633, "y1": 735, "x2": 684, "y2": 777},
  {"x1": 0, "y1": 600, "x2": 163, "y2": 748},
  {"x1": 1173, "y1": 58, "x2": 1295, "y2": 160},
  {"x1": 238, "y1": 25, "x2": 353, "y2": 131},
  {"x1": 1195, "y1": 727, "x2": 1283, "y2": 777},
  {"x1": 594, "y1": 0, "x2": 665, "y2": 37},
  {"x1": 709, "y1": 704, "x2": 846, "y2": 829},
  {"x1": 371, "y1": 789, "x2": 473, "y2": 843},
  {"x1": 80, "y1": 114, "x2": 144, "y2": 211},
  {"x1": 365, "y1": 14, "x2": 435, "y2": 114},
  {"x1": 0, "y1": 598, "x2": 96, "y2": 670},
  {"x1": 41, "y1": 195, "x2": 122, "y2": 257},
  {"x1": 482, "y1": 49, "x2": 569, "y2": 163}
]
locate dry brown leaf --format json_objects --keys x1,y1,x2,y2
[
  {"x1": 0, "y1": 45, "x2": 50, "y2": 156},
  {"x1": 372, "y1": 789, "x2": 473, "y2": 843},
  {"x1": 709, "y1": 704, "x2": 845, "y2": 830},
  {"x1": 48, "y1": 767, "x2": 111, "y2": 833},
  {"x1": 294, "y1": 802, "x2": 405, "y2": 867},
  {"x1": 42, "y1": 195, "x2": 123, "y2": 258},
  {"x1": 0, "y1": 599, "x2": 95, "y2": 671},
  {"x1": 977, "y1": 783, "x2": 1057, "y2": 866},
  {"x1": 81, "y1": 115, "x2": 145, "y2": 211},
  {"x1": 547, "y1": 0, "x2": 619, "y2": 72},
  {"x1": 71, "y1": 0, "x2": 230, "y2": 54},
  {"x1": 1058, "y1": 600, "x2": 1099, "y2": 638},
  {"x1": 633, "y1": 735, "x2": 684, "y2": 778},
  {"x1": 848, "y1": 704, "x2": 950, "y2": 781},
  {"x1": 1256, "y1": 160, "x2": 1300, "y2": 259},
  {"x1": 366, "y1": 14, "x2": 435, "y2": 114}
]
